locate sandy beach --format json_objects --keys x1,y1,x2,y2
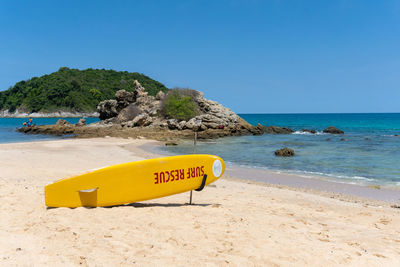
[{"x1": 1, "y1": 137, "x2": 400, "y2": 266}]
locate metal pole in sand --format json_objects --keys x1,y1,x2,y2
[
  {"x1": 194, "y1": 131, "x2": 197, "y2": 154},
  {"x1": 189, "y1": 131, "x2": 197, "y2": 205}
]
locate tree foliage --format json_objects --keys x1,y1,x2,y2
[
  {"x1": 0, "y1": 67, "x2": 168, "y2": 113},
  {"x1": 162, "y1": 89, "x2": 199, "y2": 121}
]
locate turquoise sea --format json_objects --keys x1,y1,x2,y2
[
  {"x1": 159, "y1": 113, "x2": 400, "y2": 187},
  {"x1": 1, "y1": 114, "x2": 399, "y2": 186},
  {"x1": 0, "y1": 117, "x2": 99, "y2": 143}
]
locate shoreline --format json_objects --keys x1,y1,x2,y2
[
  {"x1": 1, "y1": 137, "x2": 400, "y2": 265},
  {"x1": 141, "y1": 140, "x2": 400, "y2": 206},
  {"x1": 225, "y1": 166, "x2": 400, "y2": 205},
  {"x1": 2, "y1": 136, "x2": 400, "y2": 206}
]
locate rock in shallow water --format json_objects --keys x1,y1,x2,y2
[
  {"x1": 255, "y1": 124, "x2": 294, "y2": 134},
  {"x1": 165, "y1": 142, "x2": 178, "y2": 146},
  {"x1": 301, "y1": 129, "x2": 316, "y2": 134},
  {"x1": 274, "y1": 147, "x2": 295, "y2": 157},
  {"x1": 323, "y1": 126, "x2": 344, "y2": 134}
]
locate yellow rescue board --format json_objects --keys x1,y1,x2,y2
[{"x1": 45, "y1": 154, "x2": 225, "y2": 207}]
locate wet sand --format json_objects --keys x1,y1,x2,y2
[
  {"x1": 226, "y1": 166, "x2": 400, "y2": 204},
  {"x1": 1, "y1": 137, "x2": 400, "y2": 266}
]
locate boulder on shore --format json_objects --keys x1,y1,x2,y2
[
  {"x1": 323, "y1": 126, "x2": 344, "y2": 134},
  {"x1": 76, "y1": 118, "x2": 86, "y2": 126},
  {"x1": 97, "y1": 100, "x2": 119, "y2": 120},
  {"x1": 132, "y1": 113, "x2": 152, "y2": 127},
  {"x1": 116, "y1": 104, "x2": 143, "y2": 123},
  {"x1": 56, "y1": 119, "x2": 69, "y2": 127},
  {"x1": 274, "y1": 147, "x2": 295, "y2": 157}
]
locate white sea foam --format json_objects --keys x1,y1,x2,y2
[
  {"x1": 228, "y1": 162, "x2": 380, "y2": 185},
  {"x1": 298, "y1": 171, "x2": 375, "y2": 182},
  {"x1": 292, "y1": 131, "x2": 325, "y2": 135}
]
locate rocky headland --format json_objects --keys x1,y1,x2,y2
[
  {"x1": 18, "y1": 81, "x2": 259, "y2": 140},
  {"x1": 17, "y1": 80, "x2": 345, "y2": 141}
]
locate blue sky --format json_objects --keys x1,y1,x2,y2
[{"x1": 0, "y1": 0, "x2": 399, "y2": 113}]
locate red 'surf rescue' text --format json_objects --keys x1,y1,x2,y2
[{"x1": 154, "y1": 166, "x2": 205, "y2": 184}]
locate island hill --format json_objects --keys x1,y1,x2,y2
[
  {"x1": 9, "y1": 68, "x2": 344, "y2": 140},
  {"x1": 0, "y1": 67, "x2": 167, "y2": 117}
]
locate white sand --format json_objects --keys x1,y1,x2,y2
[{"x1": 1, "y1": 138, "x2": 399, "y2": 266}]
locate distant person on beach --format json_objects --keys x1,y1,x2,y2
[{"x1": 24, "y1": 118, "x2": 33, "y2": 127}]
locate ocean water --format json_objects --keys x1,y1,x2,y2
[
  {"x1": 0, "y1": 118, "x2": 99, "y2": 143},
  {"x1": 159, "y1": 113, "x2": 400, "y2": 186},
  {"x1": 1, "y1": 114, "x2": 399, "y2": 186}
]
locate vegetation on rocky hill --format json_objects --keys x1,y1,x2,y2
[
  {"x1": 161, "y1": 89, "x2": 199, "y2": 121},
  {"x1": 0, "y1": 67, "x2": 168, "y2": 113}
]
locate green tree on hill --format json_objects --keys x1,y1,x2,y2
[{"x1": 0, "y1": 67, "x2": 168, "y2": 113}]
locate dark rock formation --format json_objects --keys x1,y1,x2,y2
[
  {"x1": 17, "y1": 124, "x2": 254, "y2": 141},
  {"x1": 301, "y1": 129, "x2": 316, "y2": 134},
  {"x1": 323, "y1": 126, "x2": 344, "y2": 134},
  {"x1": 98, "y1": 81, "x2": 161, "y2": 124},
  {"x1": 131, "y1": 113, "x2": 153, "y2": 127},
  {"x1": 274, "y1": 147, "x2": 295, "y2": 157},
  {"x1": 97, "y1": 100, "x2": 119, "y2": 120},
  {"x1": 96, "y1": 80, "x2": 258, "y2": 136},
  {"x1": 115, "y1": 90, "x2": 136, "y2": 105},
  {"x1": 116, "y1": 104, "x2": 143, "y2": 123},
  {"x1": 255, "y1": 124, "x2": 294, "y2": 134}
]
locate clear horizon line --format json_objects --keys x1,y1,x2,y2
[{"x1": 237, "y1": 112, "x2": 400, "y2": 115}]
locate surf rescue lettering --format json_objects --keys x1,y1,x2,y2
[{"x1": 154, "y1": 166, "x2": 205, "y2": 184}]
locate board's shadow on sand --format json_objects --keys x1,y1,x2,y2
[
  {"x1": 103, "y1": 202, "x2": 213, "y2": 208},
  {"x1": 46, "y1": 202, "x2": 215, "y2": 209}
]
